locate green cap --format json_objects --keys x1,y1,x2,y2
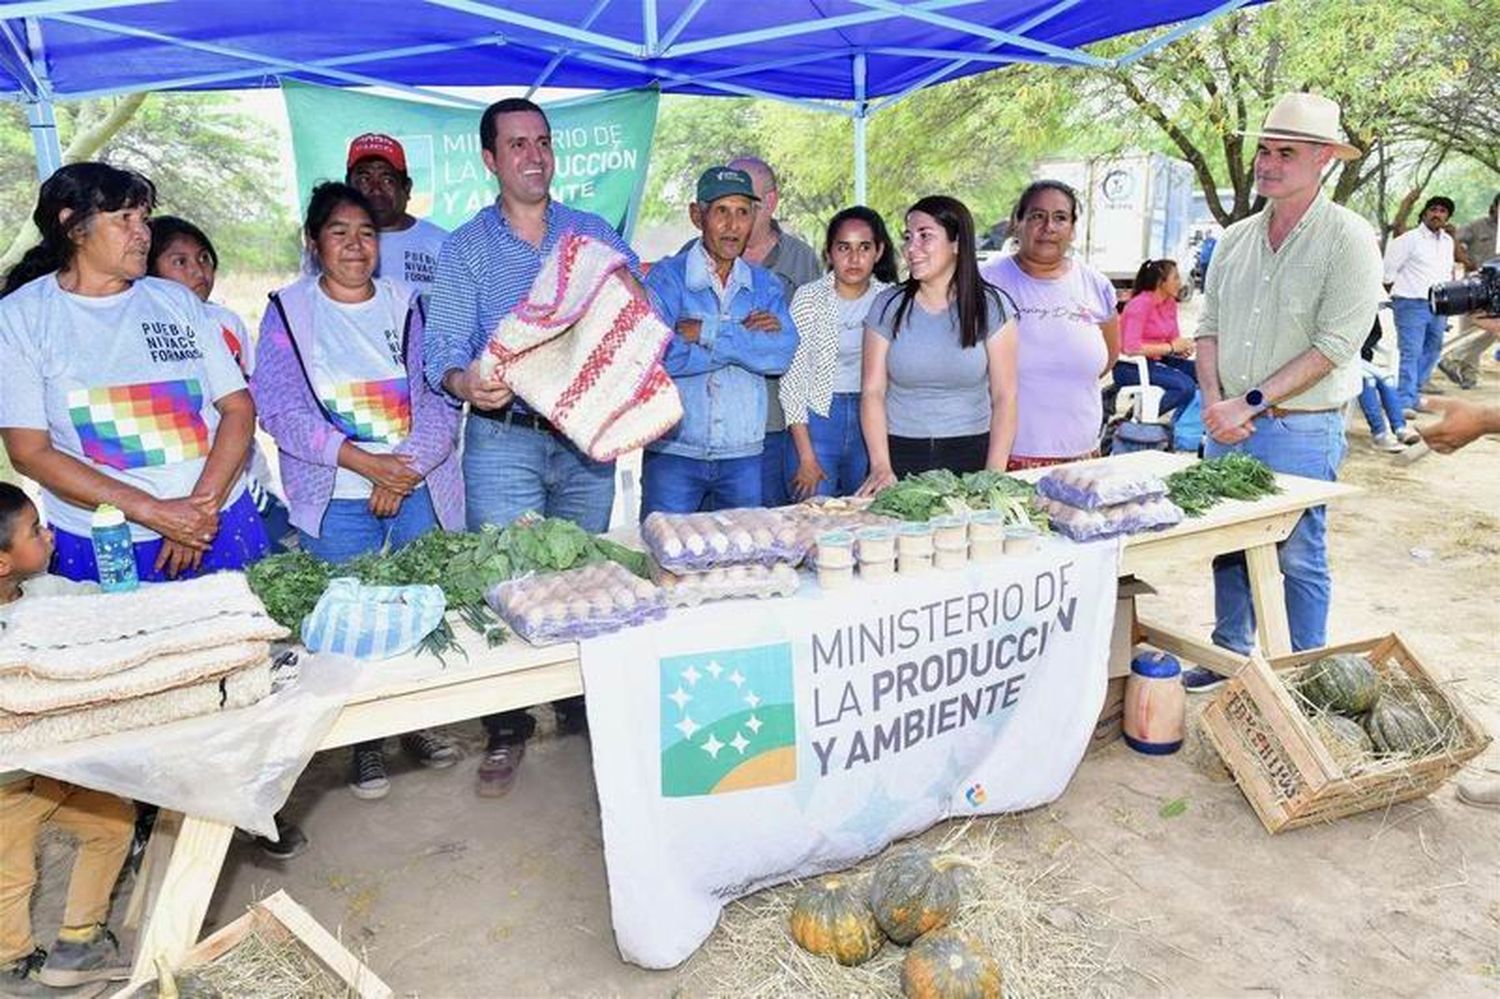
[{"x1": 695, "y1": 166, "x2": 759, "y2": 206}]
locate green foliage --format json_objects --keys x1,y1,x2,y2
[
  {"x1": 0, "y1": 92, "x2": 299, "y2": 273},
  {"x1": 640, "y1": 0, "x2": 1497, "y2": 243},
  {"x1": 868, "y1": 469, "x2": 1046, "y2": 527}
]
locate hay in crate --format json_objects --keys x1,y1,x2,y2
[
  {"x1": 134, "y1": 891, "x2": 389, "y2": 999},
  {"x1": 1201, "y1": 634, "x2": 1490, "y2": 834},
  {"x1": 680, "y1": 819, "x2": 1127, "y2": 999}
]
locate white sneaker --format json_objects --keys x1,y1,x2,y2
[{"x1": 1370, "y1": 433, "x2": 1404, "y2": 453}]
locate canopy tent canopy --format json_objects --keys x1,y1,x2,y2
[{"x1": 0, "y1": 0, "x2": 1263, "y2": 194}]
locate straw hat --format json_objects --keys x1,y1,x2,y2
[{"x1": 1239, "y1": 93, "x2": 1361, "y2": 160}]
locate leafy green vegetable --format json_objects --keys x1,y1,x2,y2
[
  {"x1": 245, "y1": 552, "x2": 333, "y2": 630},
  {"x1": 868, "y1": 469, "x2": 1048, "y2": 528},
  {"x1": 243, "y1": 519, "x2": 652, "y2": 648},
  {"x1": 1166, "y1": 454, "x2": 1279, "y2": 517}
]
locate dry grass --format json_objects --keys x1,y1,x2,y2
[
  {"x1": 679, "y1": 818, "x2": 1131, "y2": 999},
  {"x1": 177, "y1": 923, "x2": 351, "y2": 999}
]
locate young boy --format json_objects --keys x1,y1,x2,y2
[{"x1": 0, "y1": 483, "x2": 134, "y2": 994}]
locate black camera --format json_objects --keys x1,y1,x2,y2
[{"x1": 1429, "y1": 259, "x2": 1499, "y2": 317}]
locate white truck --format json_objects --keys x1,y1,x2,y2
[{"x1": 1032, "y1": 151, "x2": 1197, "y2": 294}]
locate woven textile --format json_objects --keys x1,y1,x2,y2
[
  {"x1": 479, "y1": 233, "x2": 681, "y2": 461},
  {"x1": 0, "y1": 573, "x2": 288, "y2": 679},
  {"x1": 0, "y1": 640, "x2": 270, "y2": 714},
  {"x1": 0, "y1": 661, "x2": 271, "y2": 754}
]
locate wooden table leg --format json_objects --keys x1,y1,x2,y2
[
  {"x1": 127, "y1": 812, "x2": 235, "y2": 982},
  {"x1": 1245, "y1": 542, "x2": 1293, "y2": 657}
]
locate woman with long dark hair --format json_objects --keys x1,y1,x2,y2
[
  {"x1": 147, "y1": 216, "x2": 295, "y2": 552},
  {"x1": 983, "y1": 180, "x2": 1120, "y2": 469},
  {"x1": 1114, "y1": 258, "x2": 1197, "y2": 420},
  {"x1": 780, "y1": 205, "x2": 899, "y2": 498},
  {"x1": 252, "y1": 181, "x2": 463, "y2": 798},
  {"x1": 857, "y1": 195, "x2": 1019, "y2": 493},
  {"x1": 0, "y1": 162, "x2": 266, "y2": 581}
]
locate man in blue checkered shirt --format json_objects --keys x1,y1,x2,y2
[{"x1": 424, "y1": 97, "x2": 637, "y2": 798}]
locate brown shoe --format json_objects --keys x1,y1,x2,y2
[
  {"x1": 477, "y1": 741, "x2": 525, "y2": 798},
  {"x1": 1456, "y1": 779, "x2": 1500, "y2": 810}
]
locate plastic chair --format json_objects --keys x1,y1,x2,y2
[{"x1": 1113, "y1": 355, "x2": 1168, "y2": 424}]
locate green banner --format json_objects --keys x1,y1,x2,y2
[{"x1": 281, "y1": 81, "x2": 659, "y2": 237}]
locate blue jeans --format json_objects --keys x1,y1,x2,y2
[
  {"x1": 760, "y1": 429, "x2": 791, "y2": 508},
  {"x1": 640, "y1": 452, "x2": 761, "y2": 516},
  {"x1": 1391, "y1": 297, "x2": 1447, "y2": 411},
  {"x1": 785, "y1": 394, "x2": 870, "y2": 498},
  {"x1": 297, "y1": 488, "x2": 438, "y2": 564},
  {"x1": 462, "y1": 417, "x2": 615, "y2": 533},
  {"x1": 464, "y1": 416, "x2": 611, "y2": 744},
  {"x1": 1357, "y1": 371, "x2": 1406, "y2": 437},
  {"x1": 1112, "y1": 356, "x2": 1198, "y2": 419},
  {"x1": 1204, "y1": 409, "x2": 1347, "y2": 655}
]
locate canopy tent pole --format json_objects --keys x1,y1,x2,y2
[
  {"x1": 22, "y1": 17, "x2": 59, "y2": 179},
  {"x1": 852, "y1": 52, "x2": 867, "y2": 204}
]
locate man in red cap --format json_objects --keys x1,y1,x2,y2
[{"x1": 345, "y1": 132, "x2": 447, "y2": 300}]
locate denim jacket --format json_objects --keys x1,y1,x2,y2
[{"x1": 643, "y1": 241, "x2": 797, "y2": 460}]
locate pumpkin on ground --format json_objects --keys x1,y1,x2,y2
[
  {"x1": 901, "y1": 928, "x2": 1002, "y2": 999},
  {"x1": 1310, "y1": 713, "x2": 1375, "y2": 770},
  {"x1": 1364, "y1": 698, "x2": 1444, "y2": 756},
  {"x1": 869, "y1": 846, "x2": 966, "y2": 944},
  {"x1": 1297, "y1": 653, "x2": 1381, "y2": 715},
  {"x1": 789, "y1": 876, "x2": 883, "y2": 966}
]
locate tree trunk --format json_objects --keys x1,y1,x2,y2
[{"x1": 0, "y1": 93, "x2": 149, "y2": 274}]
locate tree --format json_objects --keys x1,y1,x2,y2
[{"x1": 0, "y1": 91, "x2": 299, "y2": 274}]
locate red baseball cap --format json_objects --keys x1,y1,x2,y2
[{"x1": 346, "y1": 133, "x2": 407, "y2": 173}]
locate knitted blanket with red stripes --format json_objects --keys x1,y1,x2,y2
[{"x1": 479, "y1": 233, "x2": 681, "y2": 461}]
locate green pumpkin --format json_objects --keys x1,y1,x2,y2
[
  {"x1": 901, "y1": 928, "x2": 1002, "y2": 999},
  {"x1": 1298, "y1": 653, "x2": 1381, "y2": 715},
  {"x1": 869, "y1": 847, "x2": 963, "y2": 944},
  {"x1": 1364, "y1": 699, "x2": 1443, "y2": 756},
  {"x1": 789, "y1": 876, "x2": 884, "y2": 966},
  {"x1": 1310, "y1": 713, "x2": 1375, "y2": 770}
]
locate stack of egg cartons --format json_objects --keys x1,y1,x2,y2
[{"x1": 1034, "y1": 464, "x2": 1183, "y2": 542}]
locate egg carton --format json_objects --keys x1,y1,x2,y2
[
  {"x1": 1036, "y1": 465, "x2": 1168, "y2": 510},
  {"x1": 486, "y1": 561, "x2": 666, "y2": 644},
  {"x1": 641, "y1": 508, "x2": 803, "y2": 572},
  {"x1": 652, "y1": 561, "x2": 801, "y2": 607},
  {"x1": 1037, "y1": 494, "x2": 1183, "y2": 542}
]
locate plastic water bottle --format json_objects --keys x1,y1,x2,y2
[{"x1": 90, "y1": 504, "x2": 138, "y2": 593}]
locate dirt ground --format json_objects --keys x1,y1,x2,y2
[{"x1": 28, "y1": 374, "x2": 1500, "y2": 998}]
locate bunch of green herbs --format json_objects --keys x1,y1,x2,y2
[
  {"x1": 868, "y1": 469, "x2": 1047, "y2": 528},
  {"x1": 1165, "y1": 453, "x2": 1280, "y2": 517}
]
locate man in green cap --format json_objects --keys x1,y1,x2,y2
[{"x1": 641, "y1": 166, "x2": 798, "y2": 514}]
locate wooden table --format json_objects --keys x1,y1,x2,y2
[{"x1": 121, "y1": 450, "x2": 1356, "y2": 985}]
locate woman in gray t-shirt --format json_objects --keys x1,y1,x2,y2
[{"x1": 858, "y1": 195, "x2": 1018, "y2": 493}]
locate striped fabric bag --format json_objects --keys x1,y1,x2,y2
[{"x1": 299, "y1": 578, "x2": 446, "y2": 660}]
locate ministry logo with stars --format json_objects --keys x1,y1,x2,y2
[{"x1": 659, "y1": 643, "x2": 796, "y2": 797}]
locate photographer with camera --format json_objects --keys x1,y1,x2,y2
[{"x1": 1437, "y1": 193, "x2": 1499, "y2": 390}]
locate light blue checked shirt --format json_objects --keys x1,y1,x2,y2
[{"x1": 422, "y1": 199, "x2": 637, "y2": 404}]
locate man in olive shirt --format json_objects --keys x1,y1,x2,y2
[{"x1": 1187, "y1": 94, "x2": 1383, "y2": 690}]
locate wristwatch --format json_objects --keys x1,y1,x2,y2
[{"x1": 1244, "y1": 387, "x2": 1268, "y2": 414}]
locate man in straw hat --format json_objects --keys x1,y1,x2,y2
[{"x1": 1182, "y1": 93, "x2": 1383, "y2": 692}]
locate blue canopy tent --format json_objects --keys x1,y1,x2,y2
[{"x1": 0, "y1": 0, "x2": 1261, "y2": 197}]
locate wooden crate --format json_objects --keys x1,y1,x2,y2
[
  {"x1": 117, "y1": 890, "x2": 391, "y2": 998},
  {"x1": 1200, "y1": 634, "x2": 1491, "y2": 834}
]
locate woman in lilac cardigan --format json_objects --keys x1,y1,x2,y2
[{"x1": 251, "y1": 182, "x2": 463, "y2": 797}]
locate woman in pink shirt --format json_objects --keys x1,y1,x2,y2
[{"x1": 1113, "y1": 259, "x2": 1197, "y2": 419}]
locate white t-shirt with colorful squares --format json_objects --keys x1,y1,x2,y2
[
  {"x1": 0, "y1": 274, "x2": 248, "y2": 541},
  {"x1": 306, "y1": 278, "x2": 412, "y2": 500}
]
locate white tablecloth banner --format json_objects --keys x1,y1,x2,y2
[{"x1": 579, "y1": 538, "x2": 1120, "y2": 968}]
